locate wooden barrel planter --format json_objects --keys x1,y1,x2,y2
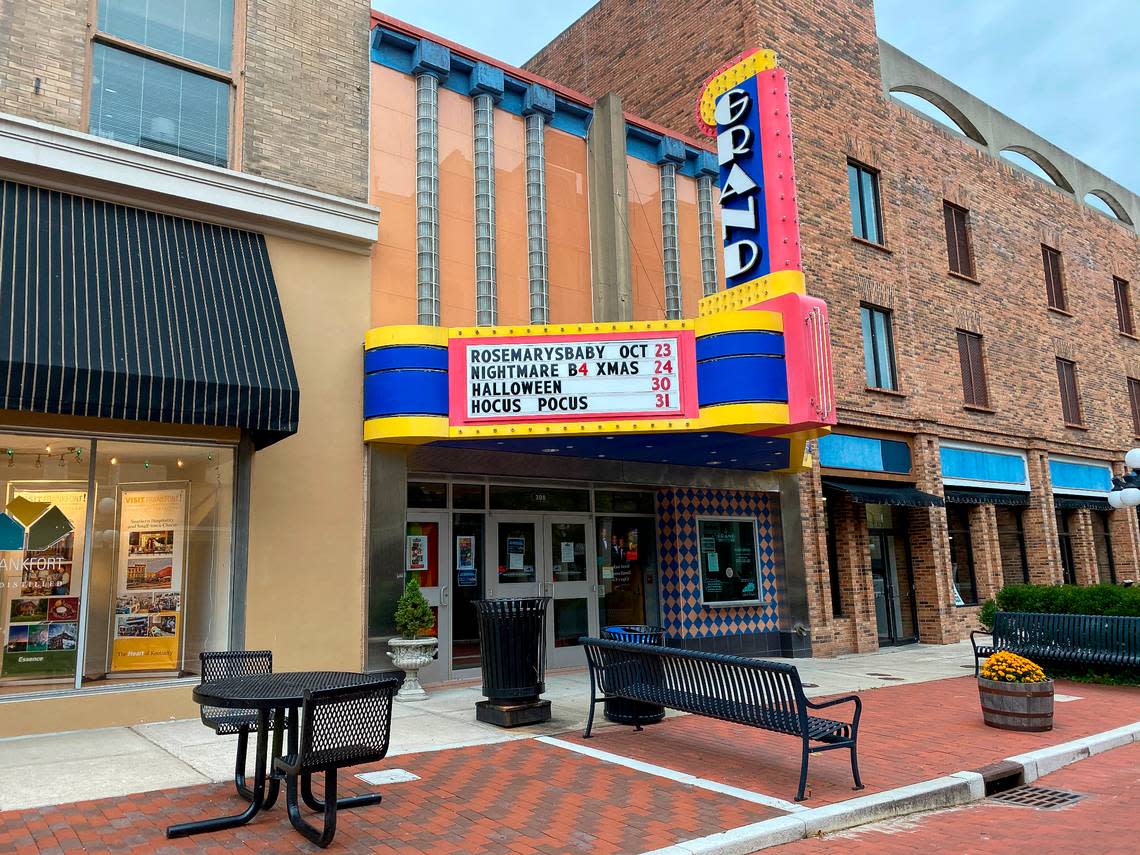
[{"x1": 978, "y1": 677, "x2": 1054, "y2": 732}]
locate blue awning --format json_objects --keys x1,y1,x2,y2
[{"x1": 0, "y1": 179, "x2": 299, "y2": 447}]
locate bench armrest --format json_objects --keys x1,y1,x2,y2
[
  {"x1": 969, "y1": 629, "x2": 992, "y2": 652},
  {"x1": 804, "y1": 693, "x2": 859, "y2": 712}
]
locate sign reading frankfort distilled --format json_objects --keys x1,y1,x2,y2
[{"x1": 450, "y1": 331, "x2": 697, "y2": 424}]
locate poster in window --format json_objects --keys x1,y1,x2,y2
[
  {"x1": 697, "y1": 519, "x2": 762, "y2": 605},
  {"x1": 406, "y1": 535, "x2": 428, "y2": 574},
  {"x1": 1, "y1": 486, "x2": 87, "y2": 680},
  {"x1": 110, "y1": 485, "x2": 188, "y2": 673},
  {"x1": 456, "y1": 536, "x2": 477, "y2": 587},
  {"x1": 507, "y1": 537, "x2": 525, "y2": 571}
]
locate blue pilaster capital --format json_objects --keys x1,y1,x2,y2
[
  {"x1": 656, "y1": 137, "x2": 686, "y2": 166},
  {"x1": 523, "y1": 84, "x2": 556, "y2": 119},
  {"x1": 695, "y1": 151, "x2": 719, "y2": 178},
  {"x1": 412, "y1": 38, "x2": 451, "y2": 80},
  {"x1": 470, "y1": 62, "x2": 505, "y2": 102}
]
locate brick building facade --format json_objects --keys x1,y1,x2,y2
[
  {"x1": 527, "y1": 0, "x2": 1140, "y2": 654},
  {"x1": 0, "y1": 0, "x2": 370, "y2": 200}
]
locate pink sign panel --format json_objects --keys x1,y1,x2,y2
[{"x1": 448, "y1": 330, "x2": 699, "y2": 426}]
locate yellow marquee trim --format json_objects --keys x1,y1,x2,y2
[
  {"x1": 364, "y1": 325, "x2": 449, "y2": 350},
  {"x1": 694, "y1": 310, "x2": 782, "y2": 337},
  {"x1": 698, "y1": 270, "x2": 805, "y2": 317}
]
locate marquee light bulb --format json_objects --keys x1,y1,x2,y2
[{"x1": 110, "y1": 457, "x2": 118, "y2": 465}]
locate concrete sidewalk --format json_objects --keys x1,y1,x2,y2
[{"x1": 0, "y1": 641, "x2": 976, "y2": 812}]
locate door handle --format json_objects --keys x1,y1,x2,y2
[{"x1": 441, "y1": 586, "x2": 449, "y2": 606}]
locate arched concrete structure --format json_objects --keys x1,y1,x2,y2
[
  {"x1": 1000, "y1": 146, "x2": 1073, "y2": 192},
  {"x1": 878, "y1": 40, "x2": 1140, "y2": 234},
  {"x1": 888, "y1": 85, "x2": 987, "y2": 145},
  {"x1": 1085, "y1": 190, "x2": 1134, "y2": 225}
]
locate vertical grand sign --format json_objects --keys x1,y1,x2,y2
[{"x1": 697, "y1": 49, "x2": 802, "y2": 289}]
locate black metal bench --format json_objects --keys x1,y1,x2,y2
[
  {"x1": 582, "y1": 638, "x2": 863, "y2": 802},
  {"x1": 972, "y1": 611, "x2": 1140, "y2": 676}
]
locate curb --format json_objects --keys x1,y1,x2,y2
[{"x1": 643, "y1": 721, "x2": 1140, "y2": 854}]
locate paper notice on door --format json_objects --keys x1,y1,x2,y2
[
  {"x1": 706, "y1": 552, "x2": 719, "y2": 573},
  {"x1": 507, "y1": 536, "x2": 525, "y2": 570},
  {"x1": 560, "y1": 541, "x2": 575, "y2": 563},
  {"x1": 602, "y1": 564, "x2": 614, "y2": 580}
]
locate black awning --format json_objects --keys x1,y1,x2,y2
[
  {"x1": 821, "y1": 477, "x2": 945, "y2": 507},
  {"x1": 944, "y1": 488, "x2": 1030, "y2": 507},
  {"x1": 1055, "y1": 496, "x2": 1111, "y2": 511},
  {"x1": 0, "y1": 180, "x2": 298, "y2": 447}
]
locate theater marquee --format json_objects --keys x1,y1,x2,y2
[{"x1": 361, "y1": 49, "x2": 833, "y2": 473}]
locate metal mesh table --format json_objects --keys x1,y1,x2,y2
[
  {"x1": 601, "y1": 625, "x2": 666, "y2": 726},
  {"x1": 168, "y1": 671, "x2": 396, "y2": 840}
]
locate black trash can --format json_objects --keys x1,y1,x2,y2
[
  {"x1": 602, "y1": 624, "x2": 666, "y2": 726},
  {"x1": 473, "y1": 597, "x2": 552, "y2": 726}
]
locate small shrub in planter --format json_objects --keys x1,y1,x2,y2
[
  {"x1": 978, "y1": 651, "x2": 1053, "y2": 732},
  {"x1": 394, "y1": 576, "x2": 435, "y2": 639},
  {"x1": 388, "y1": 576, "x2": 438, "y2": 701}
]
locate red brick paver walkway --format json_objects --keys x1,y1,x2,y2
[
  {"x1": 0, "y1": 737, "x2": 776, "y2": 855},
  {"x1": 567, "y1": 676, "x2": 1140, "y2": 803},
  {"x1": 1, "y1": 676, "x2": 1137, "y2": 854},
  {"x1": 782, "y1": 739, "x2": 1140, "y2": 854}
]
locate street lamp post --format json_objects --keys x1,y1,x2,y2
[{"x1": 1107, "y1": 447, "x2": 1140, "y2": 509}]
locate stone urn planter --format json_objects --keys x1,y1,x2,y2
[{"x1": 387, "y1": 636, "x2": 438, "y2": 702}]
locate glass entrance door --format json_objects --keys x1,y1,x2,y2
[
  {"x1": 869, "y1": 529, "x2": 918, "y2": 645},
  {"x1": 405, "y1": 513, "x2": 448, "y2": 684},
  {"x1": 546, "y1": 517, "x2": 598, "y2": 668},
  {"x1": 486, "y1": 513, "x2": 598, "y2": 670}
]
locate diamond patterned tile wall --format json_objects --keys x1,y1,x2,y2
[{"x1": 656, "y1": 488, "x2": 784, "y2": 640}]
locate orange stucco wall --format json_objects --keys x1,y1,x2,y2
[
  {"x1": 369, "y1": 64, "x2": 594, "y2": 329},
  {"x1": 369, "y1": 64, "x2": 417, "y2": 326},
  {"x1": 546, "y1": 129, "x2": 592, "y2": 323},
  {"x1": 627, "y1": 157, "x2": 666, "y2": 320}
]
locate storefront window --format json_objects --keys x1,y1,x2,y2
[
  {"x1": 697, "y1": 518, "x2": 761, "y2": 606},
  {"x1": 489, "y1": 485, "x2": 590, "y2": 512},
  {"x1": 1, "y1": 435, "x2": 234, "y2": 697},
  {"x1": 407, "y1": 481, "x2": 447, "y2": 509},
  {"x1": 995, "y1": 507, "x2": 1029, "y2": 587},
  {"x1": 596, "y1": 517, "x2": 654, "y2": 627},
  {"x1": 946, "y1": 506, "x2": 978, "y2": 605},
  {"x1": 452, "y1": 484, "x2": 486, "y2": 510},
  {"x1": 1092, "y1": 511, "x2": 1115, "y2": 585},
  {"x1": 1056, "y1": 510, "x2": 1076, "y2": 585},
  {"x1": 594, "y1": 491, "x2": 656, "y2": 514}
]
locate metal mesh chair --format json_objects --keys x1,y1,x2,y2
[
  {"x1": 273, "y1": 676, "x2": 402, "y2": 848},
  {"x1": 198, "y1": 650, "x2": 274, "y2": 801}
]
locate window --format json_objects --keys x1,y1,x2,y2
[
  {"x1": 1115, "y1": 277, "x2": 1134, "y2": 335},
  {"x1": 848, "y1": 161, "x2": 883, "y2": 245},
  {"x1": 946, "y1": 506, "x2": 978, "y2": 605},
  {"x1": 861, "y1": 304, "x2": 897, "y2": 390},
  {"x1": 1092, "y1": 511, "x2": 1116, "y2": 585},
  {"x1": 1129, "y1": 378, "x2": 1140, "y2": 437},
  {"x1": 697, "y1": 518, "x2": 762, "y2": 605},
  {"x1": 0, "y1": 434, "x2": 235, "y2": 697},
  {"x1": 1042, "y1": 245, "x2": 1066, "y2": 311},
  {"x1": 1056, "y1": 358, "x2": 1083, "y2": 426},
  {"x1": 89, "y1": 1, "x2": 235, "y2": 167},
  {"x1": 824, "y1": 498, "x2": 844, "y2": 616},
  {"x1": 1056, "y1": 509, "x2": 1076, "y2": 585},
  {"x1": 956, "y1": 330, "x2": 989, "y2": 408},
  {"x1": 995, "y1": 507, "x2": 1029, "y2": 586},
  {"x1": 943, "y1": 202, "x2": 974, "y2": 278}
]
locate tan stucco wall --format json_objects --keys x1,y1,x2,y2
[
  {"x1": 0, "y1": 236, "x2": 371, "y2": 737},
  {"x1": 0, "y1": 685, "x2": 199, "y2": 737},
  {"x1": 244, "y1": 236, "x2": 371, "y2": 672}
]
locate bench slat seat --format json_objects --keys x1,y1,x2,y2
[
  {"x1": 582, "y1": 638, "x2": 863, "y2": 802},
  {"x1": 972, "y1": 612, "x2": 1140, "y2": 676}
]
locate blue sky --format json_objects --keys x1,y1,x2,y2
[{"x1": 373, "y1": 1, "x2": 1138, "y2": 192}]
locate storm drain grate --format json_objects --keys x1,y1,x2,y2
[{"x1": 989, "y1": 785, "x2": 1086, "y2": 811}]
